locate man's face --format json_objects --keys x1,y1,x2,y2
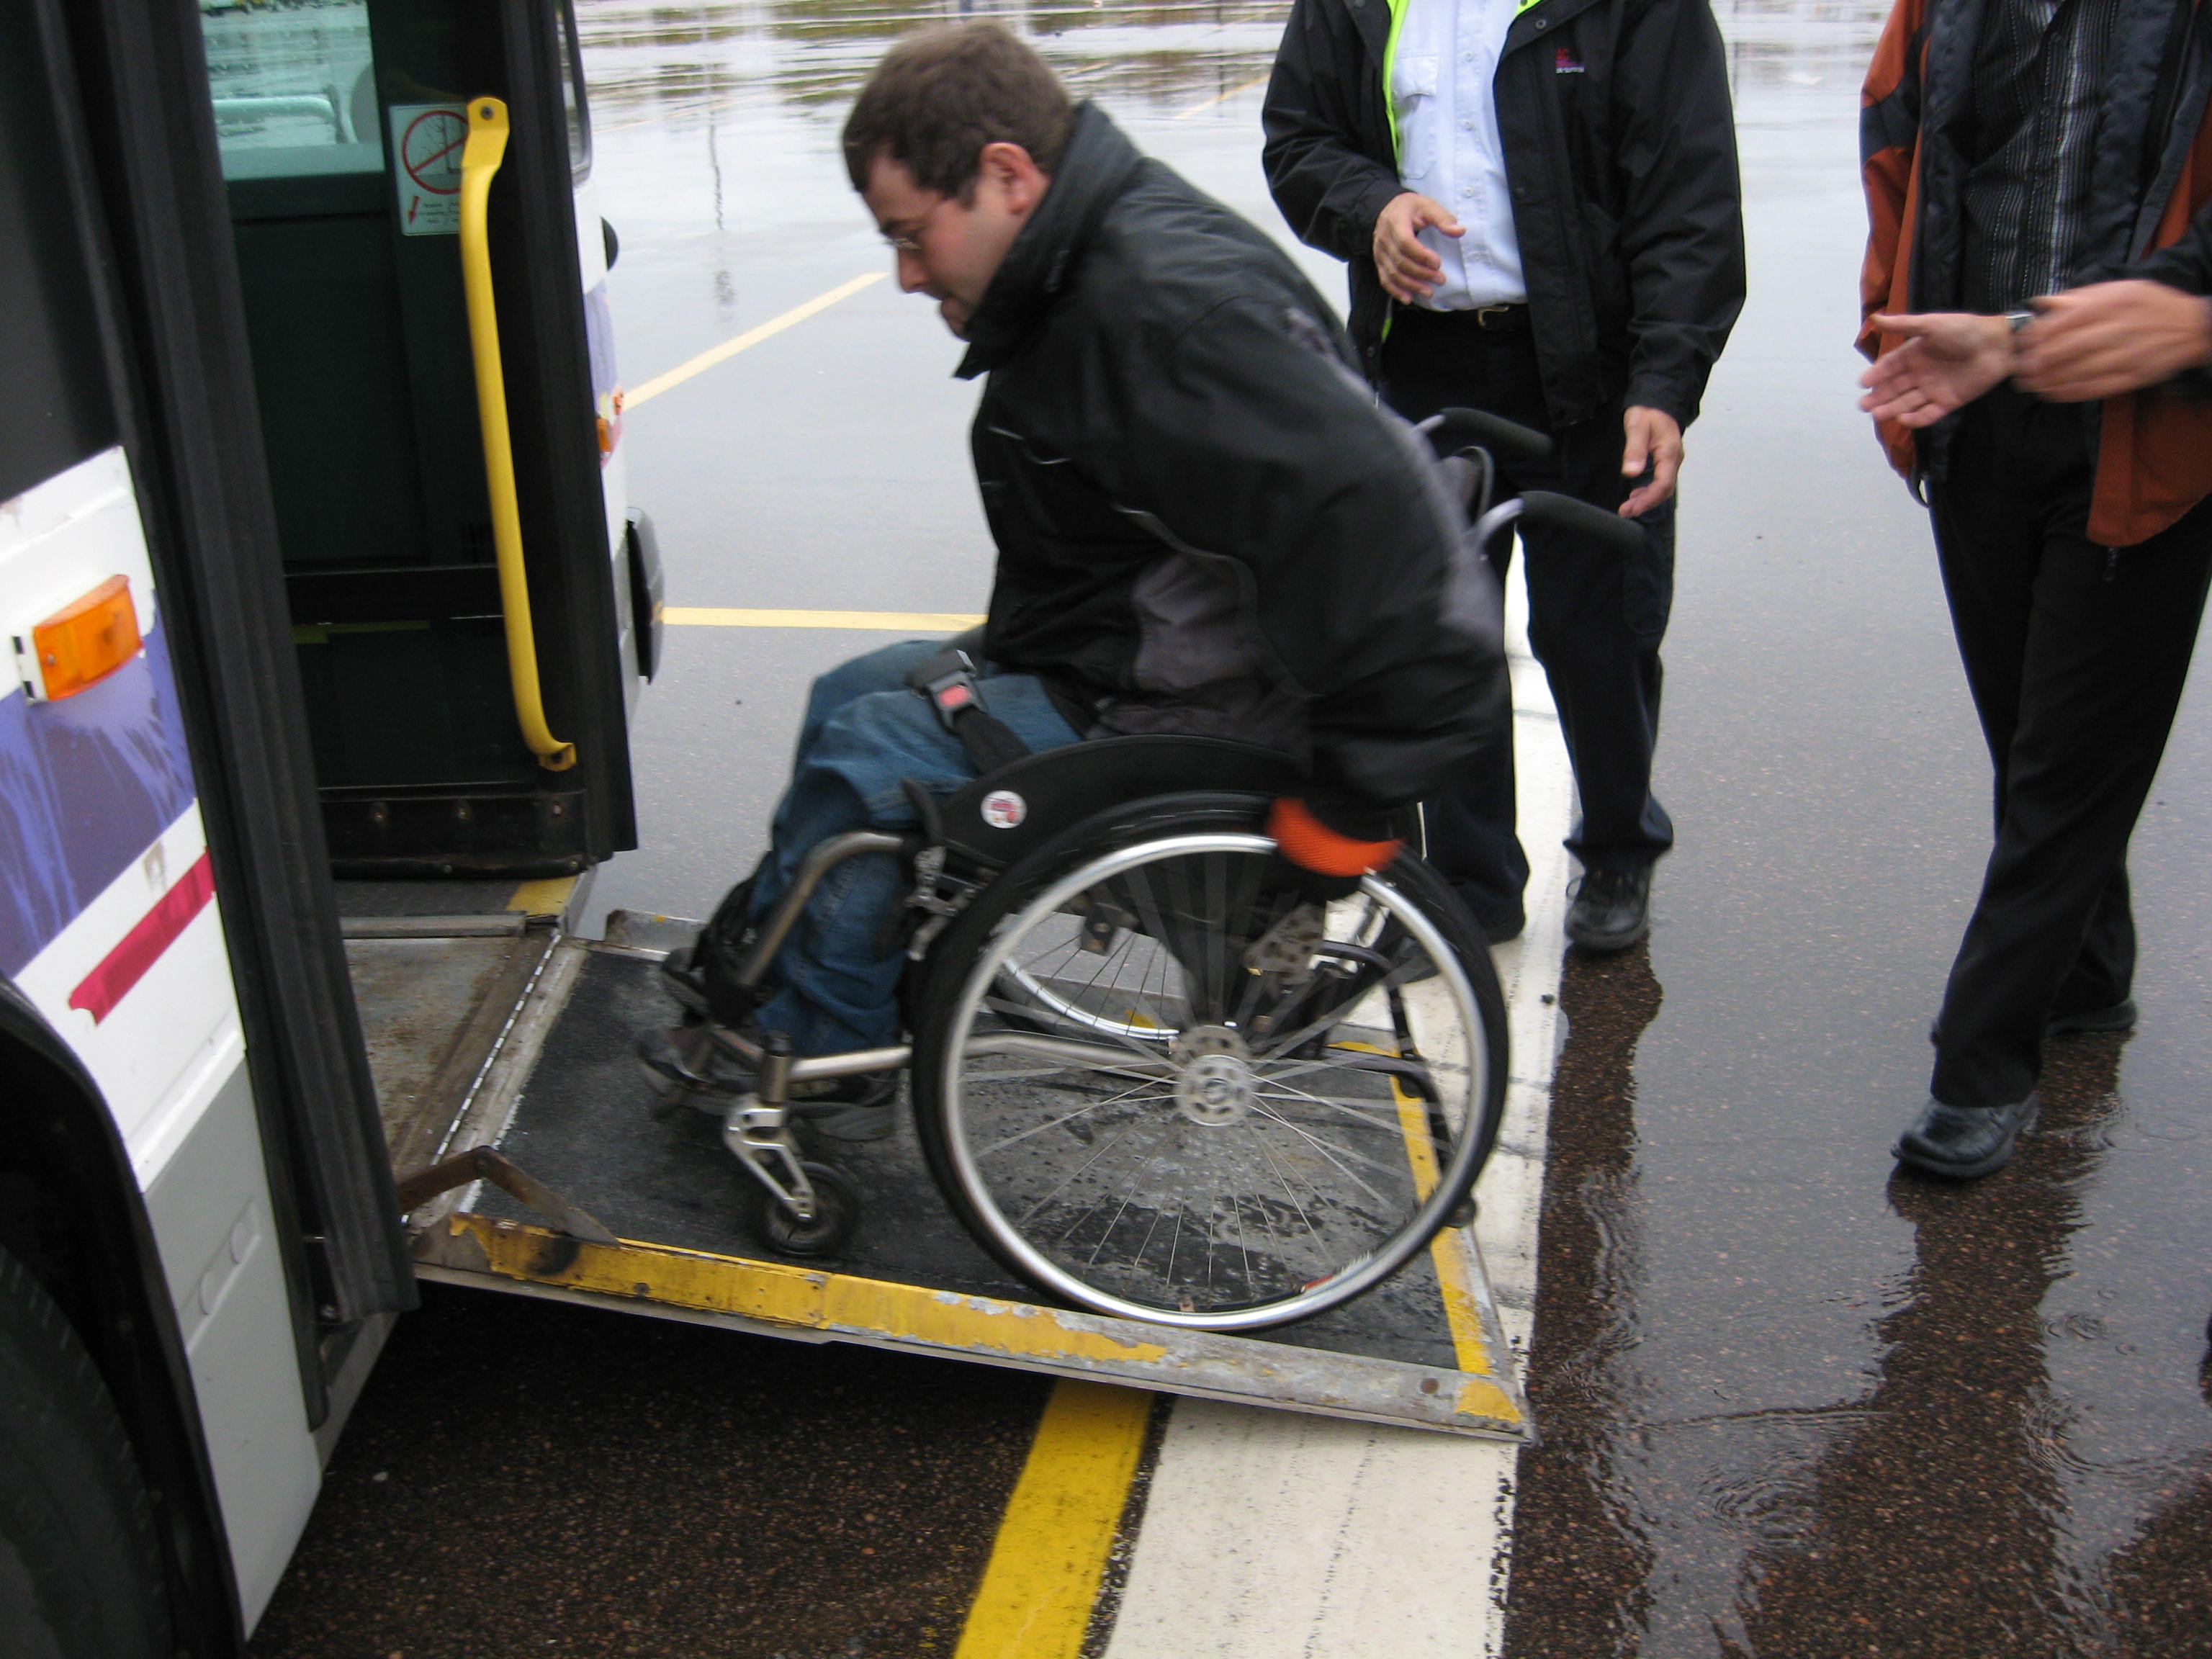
[{"x1": 862, "y1": 144, "x2": 1047, "y2": 338}]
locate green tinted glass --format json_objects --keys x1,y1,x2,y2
[{"x1": 198, "y1": 0, "x2": 385, "y2": 182}]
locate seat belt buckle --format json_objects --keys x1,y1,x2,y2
[{"x1": 920, "y1": 652, "x2": 982, "y2": 734}]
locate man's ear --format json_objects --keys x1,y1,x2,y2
[{"x1": 976, "y1": 140, "x2": 1050, "y2": 215}]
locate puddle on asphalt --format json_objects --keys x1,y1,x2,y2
[{"x1": 1514, "y1": 938, "x2": 2212, "y2": 1657}]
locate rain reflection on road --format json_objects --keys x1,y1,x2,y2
[{"x1": 571, "y1": 1, "x2": 2212, "y2": 1650}]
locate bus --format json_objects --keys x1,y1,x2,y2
[
  {"x1": 1, "y1": 0, "x2": 651, "y2": 1649},
  {"x1": 1, "y1": 4, "x2": 1528, "y2": 1652}
]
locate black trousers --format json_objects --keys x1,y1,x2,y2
[
  {"x1": 1378, "y1": 305, "x2": 1676, "y2": 927},
  {"x1": 1928, "y1": 387, "x2": 2212, "y2": 1107}
]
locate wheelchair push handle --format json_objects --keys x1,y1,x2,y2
[
  {"x1": 1419, "y1": 406, "x2": 1555, "y2": 467},
  {"x1": 1519, "y1": 489, "x2": 1648, "y2": 556}
]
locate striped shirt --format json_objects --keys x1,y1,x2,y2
[{"x1": 1959, "y1": 0, "x2": 2118, "y2": 313}]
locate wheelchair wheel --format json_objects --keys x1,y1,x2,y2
[{"x1": 912, "y1": 793, "x2": 1506, "y2": 1331}]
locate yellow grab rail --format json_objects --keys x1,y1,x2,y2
[{"x1": 459, "y1": 96, "x2": 575, "y2": 771}]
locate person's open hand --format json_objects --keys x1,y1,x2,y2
[
  {"x1": 1373, "y1": 192, "x2": 1462, "y2": 304},
  {"x1": 2015, "y1": 280, "x2": 2212, "y2": 400},
  {"x1": 1858, "y1": 312, "x2": 2013, "y2": 427},
  {"x1": 1619, "y1": 406, "x2": 1682, "y2": 516}
]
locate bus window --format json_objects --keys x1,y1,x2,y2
[
  {"x1": 0, "y1": 27, "x2": 116, "y2": 505},
  {"x1": 198, "y1": 0, "x2": 385, "y2": 183},
  {"x1": 554, "y1": 0, "x2": 592, "y2": 182}
]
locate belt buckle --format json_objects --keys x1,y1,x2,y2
[
  {"x1": 1475, "y1": 303, "x2": 1517, "y2": 329},
  {"x1": 920, "y1": 653, "x2": 982, "y2": 733}
]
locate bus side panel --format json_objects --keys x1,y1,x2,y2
[
  {"x1": 0, "y1": 447, "x2": 324, "y2": 1631},
  {"x1": 143, "y1": 1058, "x2": 323, "y2": 1632},
  {"x1": 0, "y1": 449, "x2": 243, "y2": 1186}
]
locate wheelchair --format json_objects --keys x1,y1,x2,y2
[{"x1": 652, "y1": 410, "x2": 1637, "y2": 1335}]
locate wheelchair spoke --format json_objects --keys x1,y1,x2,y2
[
  {"x1": 1254, "y1": 1074, "x2": 1419, "y2": 1138},
  {"x1": 1242, "y1": 1102, "x2": 1398, "y2": 1210},
  {"x1": 1014, "y1": 1108, "x2": 1161, "y2": 1231},
  {"x1": 1246, "y1": 1123, "x2": 1321, "y2": 1241},
  {"x1": 971, "y1": 1079, "x2": 1176, "y2": 1161},
  {"x1": 1252, "y1": 959, "x2": 1422, "y2": 1064},
  {"x1": 1052, "y1": 1113, "x2": 1172, "y2": 1246}
]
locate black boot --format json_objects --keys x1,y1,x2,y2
[
  {"x1": 1894, "y1": 1093, "x2": 2040, "y2": 1179},
  {"x1": 1565, "y1": 866, "x2": 1651, "y2": 952}
]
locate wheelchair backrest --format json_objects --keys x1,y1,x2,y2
[{"x1": 936, "y1": 735, "x2": 1300, "y2": 869}]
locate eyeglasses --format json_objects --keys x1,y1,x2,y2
[{"x1": 880, "y1": 194, "x2": 950, "y2": 255}]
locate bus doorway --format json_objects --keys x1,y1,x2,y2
[{"x1": 200, "y1": 0, "x2": 657, "y2": 878}]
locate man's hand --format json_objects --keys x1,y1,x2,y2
[
  {"x1": 2016, "y1": 280, "x2": 2212, "y2": 401},
  {"x1": 1619, "y1": 406, "x2": 1682, "y2": 516},
  {"x1": 1373, "y1": 192, "x2": 1462, "y2": 304},
  {"x1": 1858, "y1": 313, "x2": 2012, "y2": 426}
]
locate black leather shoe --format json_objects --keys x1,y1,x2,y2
[
  {"x1": 1894, "y1": 1093, "x2": 2040, "y2": 1179},
  {"x1": 1475, "y1": 906, "x2": 1525, "y2": 945},
  {"x1": 1565, "y1": 866, "x2": 1650, "y2": 952}
]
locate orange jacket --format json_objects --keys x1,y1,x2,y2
[{"x1": 1860, "y1": 0, "x2": 2212, "y2": 547}]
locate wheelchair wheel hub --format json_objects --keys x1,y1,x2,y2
[{"x1": 1172, "y1": 1025, "x2": 1255, "y2": 1126}]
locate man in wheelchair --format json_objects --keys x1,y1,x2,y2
[{"x1": 644, "y1": 22, "x2": 1509, "y2": 1154}]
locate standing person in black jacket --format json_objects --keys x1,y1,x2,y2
[
  {"x1": 644, "y1": 23, "x2": 1510, "y2": 1116},
  {"x1": 1854, "y1": 0, "x2": 2212, "y2": 1180},
  {"x1": 1264, "y1": 0, "x2": 1745, "y2": 950}
]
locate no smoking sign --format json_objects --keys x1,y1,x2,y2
[{"x1": 390, "y1": 102, "x2": 467, "y2": 235}]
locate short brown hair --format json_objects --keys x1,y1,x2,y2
[{"x1": 842, "y1": 23, "x2": 1075, "y2": 198}]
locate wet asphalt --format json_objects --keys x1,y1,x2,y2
[{"x1": 255, "y1": 0, "x2": 2212, "y2": 1653}]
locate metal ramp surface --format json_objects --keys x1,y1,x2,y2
[{"x1": 395, "y1": 930, "x2": 1531, "y2": 1440}]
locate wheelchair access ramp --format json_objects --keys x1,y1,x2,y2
[{"x1": 394, "y1": 921, "x2": 1531, "y2": 1440}]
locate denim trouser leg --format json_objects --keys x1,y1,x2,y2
[{"x1": 747, "y1": 639, "x2": 1082, "y2": 1056}]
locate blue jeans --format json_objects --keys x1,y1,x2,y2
[{"x1": 748, "y1": 640, "x2": 1082, "y2": 1055}]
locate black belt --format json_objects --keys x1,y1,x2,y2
[{"x1": 1398, "y1": 301, "x2": 1529, "y2": 332}]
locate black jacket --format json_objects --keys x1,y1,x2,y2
[
  {"x1": 1263, "y1": 0, "x2": 1746, "y2": 429},
  {"x1": 958, "y1": 105, "x2": 1507, "y2": 833}
]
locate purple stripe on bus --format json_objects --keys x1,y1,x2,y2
[{"x1": 0, "y1": 621, "x2": 200, "y2": 980}]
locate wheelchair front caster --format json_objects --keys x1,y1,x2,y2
[{"x1": 753, "y1": 1161, "x2": 860, "y2": 1257}]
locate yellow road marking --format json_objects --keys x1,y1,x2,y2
[
  {"x1": 956, "y1": 1380, "x2": 1153, "y2": 1659},
  {"x1": 1389, "y1": 1076, "x2": 1496, "y2": 1380},
  {"x1": 507, "y1": 876, "x2": 577, "y2": 917},
  {"x1": 1174, "y1": 72, "x2": 1271, "y2": 117},
  {"x1": 625, "y1": 271, "x2": 886, "y2": 408},
  {"x1": 663, "y1": 606, "x2": 984, "y2": 631},
  {"x1": 1338, "y1": 1038, "x2": 1498, "y2": 1382}
]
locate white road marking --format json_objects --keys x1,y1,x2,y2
[{"x1": 1102, "y1": 562, "x2": 1572, "y2": 1658}]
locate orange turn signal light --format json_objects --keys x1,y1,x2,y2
[{"x1": 32, "y1": 575, "x2": 141, "y2": 701}]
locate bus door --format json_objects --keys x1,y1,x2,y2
[{"x1": 197, "y1": 0, "x2": 656, "y2": 879}]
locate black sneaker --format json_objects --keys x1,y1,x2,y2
[
  {"x1": 1565, "y1": 866, "x2": 1651, "y2": 953},
  {"x1": 633, "y1": 1026, "x2": 897, "y2": 1140}
]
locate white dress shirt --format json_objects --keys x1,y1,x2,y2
[{"x1": 1389, "y1": 0, "x2": 1527, "y2": 309}]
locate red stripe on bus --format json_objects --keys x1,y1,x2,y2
[{"x1": 68, "y1": 850, "x2": 215, "y2": 1024}]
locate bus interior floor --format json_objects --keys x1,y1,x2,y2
[{"x1": 342, "y1": 909, "x2": 559, "y2": 1176}]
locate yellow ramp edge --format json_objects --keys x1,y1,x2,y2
[
  {"x1": 428, "y1": 1215, "x2": 1527, "y2": 1439},
  {"x1": 507, "y1": 875, "x2": 577, "y2": 917}
]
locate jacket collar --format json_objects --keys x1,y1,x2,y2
[{"x1": 954, "y1": 102, "x2": 1146, "y2": 379}]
